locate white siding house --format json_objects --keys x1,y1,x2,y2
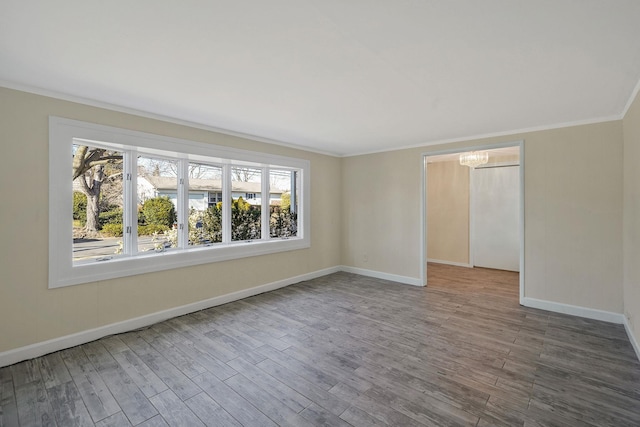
[{"x1": 137, "y1": 175, "x2": 284, "y2": 210}]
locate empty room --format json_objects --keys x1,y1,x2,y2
[{"x1": 1, "y1": 1, "x2": 640, "y2": 426}]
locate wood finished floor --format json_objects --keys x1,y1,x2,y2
[{"x1": 1, "y1": 264, "x2": 640, "y2": 426}]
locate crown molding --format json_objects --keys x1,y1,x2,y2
[
  {"x1": 0, "y1": 80, "x2": 341, "y2": 158},
  {"x1": 622, "y1": 75, "x2": 640, "y2": 118}
]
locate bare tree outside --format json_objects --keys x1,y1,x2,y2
[
  {"x1": 188, "y1": 163, "x2": 221, "y2": 179},
  {"x1": 269, "y1": 169, "x2": 292, "y2": 192},
  {"x1": 72, "y1": 145, "x2": 123, "y2": 235},
  {"x1": 139, "y1": 162, "x2": 259, "y2": 182},
  {"x1": 233, "y1": 167, "x2": 260, "y2": 182},
  {"x1": 140, "y1": 158, "x2": 221, "y2": 179}
]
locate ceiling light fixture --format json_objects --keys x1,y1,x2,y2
[{"x1": 459, "y1": 151, "x2": 489, "y2": 168}]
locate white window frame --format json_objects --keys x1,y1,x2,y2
[{"x1": 49, "y1": 117, "x2": 310, "y2": 288}]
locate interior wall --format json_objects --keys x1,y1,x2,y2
[
  {"x1": 427, "y1": 160, "x2": 470, "y2": 265},
  {"x1": 623, "y1": 89, "x2": 640, "y2": 347},
  {"x1": 0, "y1": 87, "x2": 342, "y2": 354},
  {"x1": 342, "y1": 121, "x2": 624, "y2": 313},
  {"x1": 341, "y1": 150, "x2": 422, "y2": 278}
]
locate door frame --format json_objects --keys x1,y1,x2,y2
[{"x1": 421, "y1": 140, "x2": 525, "y2": 304}]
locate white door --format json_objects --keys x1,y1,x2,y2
[{"x1": 472, "y1": 165, "x2": 520, "y2": 272}]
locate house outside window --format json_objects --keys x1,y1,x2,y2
[{"x1": 209, "y1": 192, "x2": 223, "y2": 205}]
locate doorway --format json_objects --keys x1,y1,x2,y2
[{"x1": 421, "y1": 142, "x2": 524, "y2": 302}]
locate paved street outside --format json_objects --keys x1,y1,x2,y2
[{"x1": 73, "y1": 235, "x2": 169, "y2": 261}]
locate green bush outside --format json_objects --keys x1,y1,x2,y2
[
  {"x1": 230, "y1": 197, "x2": 261, "y2": 240},
  {"x1": 75, "y1": 194, "x2": 177, "y2": 236},
  {"x1": 101, "y1": 223, "x2": 123, "y2": 237},
  {"x1": 100, "y1": 218, "x2": 168, "y2": 237},
  {"x1": 79, "y1": 195, "x2": 295, "y2": 239},
  {"x1": 138, "y1": 224, "x2": 170, "y2": 235},
  {"x1": 281, "y1": 192, "x2": 291, "y2": 211},
  {"x1": 99, "y1": 207, "x2": 122, "y2": 226},
  {"x1": 142, "y1": 197, "x2": 176, "y2": 228},
  {"x1": 269, "y1": 206, "x2": 297, "y2": 238},
  {"x1": 74, "y1": 191, "x2": 123, "y2": 230},
  {"x1": 137, "y1": 206, "x2": 146, "y2": 225},
  {"x1": 188, "y1": 198, "x2": 296, "y2": 244},
  {"x1": 97, "y1": 197, "x2": 175, "y2": 236},
  {"x1": 201, "y1": 205, "x2": 222, "y2": 243},
  {"x1": 73, "y1": 192, "x2": 87, "y2": 225}
]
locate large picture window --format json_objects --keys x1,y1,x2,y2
[{"x1": 50, "y1": 117, "x2": 310, "y2": 288}]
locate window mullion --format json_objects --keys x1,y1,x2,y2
[
  {"x1": 222, "y1": 164, "x2": 231, "y2": 243},
  {"x1": 124, "y1": 149, "x2": 137, "y2": 255},
  {"x1": 177, "y1": 159, "x2": 189, "y2": 248},
  {"x1": 262, "y1": 167, "x2": 270, "y2": 240},
  {"x1": 290, "y1": 170, "x2": 297, "y2": 215}
]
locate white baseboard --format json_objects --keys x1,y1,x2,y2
[
  {"x1": 623, "y1": 316, "x2": 640, "y2": 363},
  {"x1": 6, "y1": 267, "x2": 637, "y2": 367},
  {"x1": 521, "y1": 297, "x2": 640, "y2": 363},
  {"x1": 521, "y1": 297, "x2": 625, "y2": 324},
  {"x1": 426, "y1": 258, "x2": 473, "y2": 268},
  {"x1": 340, "y1": 265, "x2": 423, "y2": 287},
  {"x1": 0, "y1": 266, "x2": 340, "y2": 368}
]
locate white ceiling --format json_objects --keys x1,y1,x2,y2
[{"x1": 2, "y1": 1, "x2": 640, "y2": 157}]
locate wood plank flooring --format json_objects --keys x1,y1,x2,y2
[{"x1": 2, "y1": 264, "x2": 640, "y2": 426}]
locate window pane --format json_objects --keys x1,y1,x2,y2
[
  {"x1": 187, "y1": 163, "x2": 222, "y2": 245},
  {"x1": 269, "y1": 169, "x2": 298, "y2": 238},
  {"x1": 72, "y1": 144, "x2": 124, "y2": 263},
  {"x1": 231, "y1": 167, "x2": 262, "y2": 241},
  {"x1": 137, "y1": 156, "x2": 178, "y2": 252}
]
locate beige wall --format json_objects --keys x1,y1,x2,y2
[
  {"x1": 427, "y1": 160, "x2": 470, "y2": 264},
  {"x1": 0, "y1": 85, "x2": 631, "y2": 357},
  {"x1": 341, "y1": 150, "x2": 423, "y2": 277},
  {"x1": 623, "y1": 90, "x2": 640, "y2": 347},
  {"x1": 342, "y1": 121, "x2": 624, "y2": 313},
  {"x1": 523, "y1": 123, "x2": 623, "y2": 312},
  {"x1": 0, "y1": 87, "x2": 342, "y2": 353}
]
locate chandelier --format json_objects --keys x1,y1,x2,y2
[{"x1": 459, "y1": 151, "x2": 489, "y2": 168}]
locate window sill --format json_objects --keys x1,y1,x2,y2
[{"x1": 52, "y1": 237, "x2": 309, "y2": 288}]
